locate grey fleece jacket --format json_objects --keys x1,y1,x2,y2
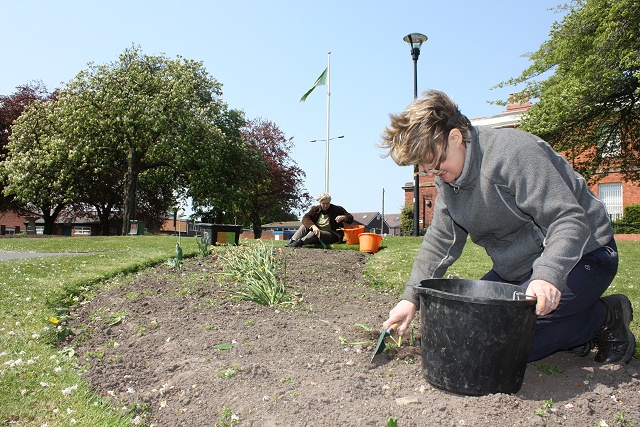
[{"x1": 401, "y1": 126, "x2": 614, "y2": 306}]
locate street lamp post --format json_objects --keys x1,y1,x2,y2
[
  {"x1": 310, "y1": 135, "x2": 344, "y2": 192},
  {"x1": 403, "y1": 32, "x2": 428, "y2": 237}
]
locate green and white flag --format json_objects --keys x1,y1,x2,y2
[{"x1": 299, "y1": 67, "x2": 327, "y2": 102}]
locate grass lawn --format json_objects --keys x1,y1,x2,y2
[{"x1": 0, "y1": 235, "x2": 637, "y2": 426}]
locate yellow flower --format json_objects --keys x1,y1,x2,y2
[{"x1": 49, "y1": 317, "x2": 60, "y2": 324}]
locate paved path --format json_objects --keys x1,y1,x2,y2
[{"x1": 0, "y1": 252, "x2": 90, "y2": 261}]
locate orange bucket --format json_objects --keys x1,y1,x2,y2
[
  {"x1": 343, "y1": 225, "x2": 364, "y2": 245},
  {"x1": 359, "y1": 233, "x2": 382, "y2": 253}
]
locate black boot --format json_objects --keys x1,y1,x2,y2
[
  {"x1": 285, "y1": 239, "x2": 304, "y2": 248},
  {"x1": 592, "y1": 294, "x2": 636, "y2": 364}
]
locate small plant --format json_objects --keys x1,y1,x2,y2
[
  {"x1": 214, "y1": 342, "x2": 235, "y2": 350},
  {"x1": 355, "y1": 323, "x2": 375, "y2": 332},
  {"x1": 196, "y1": 234, "x2": 212, "y2": 257},
  {"x1": 167, "y1": 242, "x2": 183, "y2": 269},
  {"x1": 218, "y1": 241, "x2": 293, "y2": 307},
  {"x1": 338, "y1": 335, "x2": 373, "y2": 346},
  {"x1": 386, "y1": 417, "x2": 399, "y2": 427},
  {"x1": 613, "y1": 412, "x2": 632, "y2": 426},
  {"x1": 280, "y1": 375, "x2": 292, "y2": 383},
  {"x1": 217, "y1": 364, "x2": 242, "y2": 378},
  {"x1": 214, "y1": 405, "x2": 239, "y2": 427},
  {"x1": 535, "y1": 398, "x2": 554, "y2": 425},
  {"x1": 534, "y1": 363, "x2": 564, "y2": 375}
]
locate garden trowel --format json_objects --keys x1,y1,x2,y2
[{"x1": 370, "y1": 322, "x2": 400, "y2": 362}]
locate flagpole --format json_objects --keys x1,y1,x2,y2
[{"x1": 325, "y1": 51, "x2": 331, "y2": 193}]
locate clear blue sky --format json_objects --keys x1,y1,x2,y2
[{"x1": 1, "y1": 1, "x2": 566, "y2": 215}]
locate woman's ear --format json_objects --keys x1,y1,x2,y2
[{"x1": 449, "y1": 128, "x2": 463, "y2": 147}]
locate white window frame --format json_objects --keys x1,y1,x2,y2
[
  {"x1": 598, "y1": 183, "x2": 623, "y2": 221},
  {"x1": 73, "y1": 225, "x2": 92, "y2": 235}
]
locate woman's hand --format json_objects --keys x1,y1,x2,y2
[
  {"x1": 383, "y1": 299, "x2": 417, "y2": 336},
  {"x1": 335, "y1": 215, "x2": 346, "y2": 223},
  {"x1": 310, "y1": 225, "x2": 321, "y2": 237},
  {"x1": 526, "y1": 279, "x2": 561, "y2": 316}
]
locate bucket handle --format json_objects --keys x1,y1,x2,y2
[{"x1": 512, "y1": 291, "x2": 528, "y2": 301}]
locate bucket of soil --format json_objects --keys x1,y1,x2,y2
[
  {"x1": 342, "y1": 225, "x2": 364, "y2": 245},
  {"x1": 415, "y1": 278, "x2": 537, "y2": 396},
  {"x1": 359, "y1": 233, "x2": 382, "y2": 253}
]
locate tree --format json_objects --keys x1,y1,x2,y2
[
  {"x1": 236, "y1": 118, "x2": 311, "y2": 238},
  {"x1": 57, "y1": 45, "x2": 249, "y2": 234},
  {"x1": 495, "y1": 0, "x2": 640, "y2": 182},
  {"x1": 1, "y1": 99, "x2": 72, "y2": 234},
  {"x1": 0, "y1": 82, "x2": 56, "y2": 211}
]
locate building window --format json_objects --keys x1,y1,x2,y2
[
  {"x1": 35, "y1": 226, "x2": 44, "y2": 235},
  {"x1": 74, "y1": 226, "x2": 92, "y2": 235},
  {"x1": 598, "y1": 183, "x2": 623, "y2": 220}
]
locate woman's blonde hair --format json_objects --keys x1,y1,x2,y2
[{"x1": 379, "y1": 90, "x2": 471, "y2": 166}]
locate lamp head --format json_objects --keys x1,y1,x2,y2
[{"x1": 403, "y1": 33, "x2": 428, "y2": 61}]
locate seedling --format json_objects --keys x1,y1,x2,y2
[
  {"x1": 196, "y1": 234, "x2": 212, "y2": 257},
  {"x1": 534, "y1": 398, "x2": 554, "y2": 425},
  {"x1": 214, "y1": 342, "x2": 235, "y2": 350},
  {"x1": 214, "y1": 405, "x2": 239, "y2": 427},
  {"x1": 167, "y1": 242, "x2": 183, "y2": 269},
  {"x1": 534, "y1": 363, "x2": 564, "y2": 375},
  {"x1": 338, "y1": 336, "x2": 373, "y2": 346},
  {"x1": 613, "y1": 412, "x2": 632, "y2": 426},
  {"x1": 217, "y1": 364, "x2": 242, "y2": 378}
]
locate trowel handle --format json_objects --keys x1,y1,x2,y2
[{"x1": 386, "y1": 322, "x2": 401, "y2": 335}]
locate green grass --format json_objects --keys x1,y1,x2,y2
[{"x1": 0, "y1": 235, "x2": 637, "y2": 426}]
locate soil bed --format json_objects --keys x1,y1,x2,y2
[{"x1": 67, "y1": 248, "x2": 640, "y2": 426}]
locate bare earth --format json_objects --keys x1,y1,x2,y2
[{"x1": 67, "y1": 248, "x2": 640, "y2": 427}]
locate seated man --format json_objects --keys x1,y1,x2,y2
[{"x1": 286, "y1": 192, "x2": 354, "y2": 248}]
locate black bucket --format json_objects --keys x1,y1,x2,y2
[{"x1": 415, "y1": 278, "x2": 537, "y2": 396}]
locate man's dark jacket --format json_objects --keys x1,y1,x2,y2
[{"x1": 301, "y1": 204, "x2": 353, "y2": 240}]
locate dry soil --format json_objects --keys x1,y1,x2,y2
[{"x1": 66, "y1": 248, "x2": 640, "y2": 427}]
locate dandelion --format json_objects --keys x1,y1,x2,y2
[{"x1": 49, "y1": 317, "x2": 60, "y2": 325}]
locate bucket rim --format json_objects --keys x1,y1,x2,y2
[
  {"x1": 414, "y1": 278, "x2": 537, "y2": 306},
  {"x1": 360, "y1": 232, "x2": 382, "y2": 239}
]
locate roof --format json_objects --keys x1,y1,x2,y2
[
  {"x1": 262, "y1": 221, "x2": 301, "y2": 230},
  {"x1": 384, "y1": 213, "x2": 402, "y2": 229},
  {"x1": 351, "y1": 212, "x2": 380, "y2": 226}
]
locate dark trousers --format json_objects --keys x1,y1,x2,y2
[
  {"x1": 482, "y1": 238, "x2": 618, "y2": 362},
  {"x1": 290, "y1": 225, "x2": 341, "y2": 245}
]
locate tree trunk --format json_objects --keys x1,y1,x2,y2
[
  {"x1": 40, "y1": 203, "x2": 65, "y2": 235},
  {"x1": 121, "y1": 148, "x2": 140, "y2": 235},
  {"x1": 95, "y1": 203, "x2": 113, "y2": 236},
  {"x1": 251, "y1": 212, "x2": 262, "y2": 239}
]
